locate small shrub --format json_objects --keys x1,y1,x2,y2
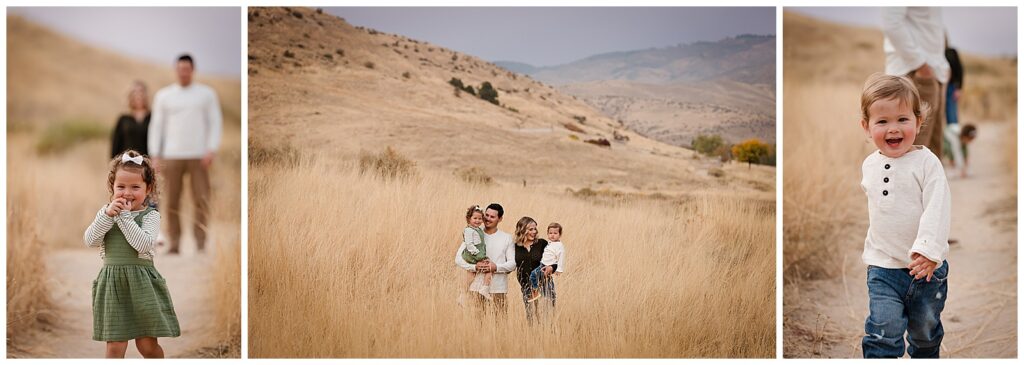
[
  {"x1": 283, "y1": 50, "x2": 295, "y2": 58},
  {"x1": 323, "y1": 54, "x2": 333, "y2": 61},
  {"x1": 364, "y1": 61, "x2": 375, "y2": 69},
  {"x1": 478, "y1": 82, "x2": 499, "y2": 105},
  {"x1": 291, "y1": 11, "x2": 303, "y2": 19},
  {"x1": 568, "y1": 134, "x2": 580, "y2": 141},
  {"x1": 359, "y1": 147, "x2": 416, "y2": 180},
  {"x1": 316, "y1": 8, "x2": 323, "y2": 14},
  {"x1": 708, "y1": 167, "x2": 725, "y2": 178},
  {"x1": 573, "y1": 115, "x2": 587, "y2": 124},
  {"x1": 584, "y1": 138, "x2": 611, "y2": 148},
  {"x1": 692, "y1": 134, "x2": 724, "y2": 156},
  {"x1": 455, "y1": 167, "x2": 494, "y2": 186},
  {"x1": 249, "y1": 139, "x2": 300, "y2": 167},
  {"x1": 402, "y1": 71, "x2": 411, "y2": 79},
  {"x1": 336, "y1": 49, "x2": 345, "y2": 57},
  {"x1": 36, "y1": 119, "x2": 107, "y2": 154}
]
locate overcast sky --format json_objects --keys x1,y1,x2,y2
[
  {"x1": 789, "y1": 7, "x2": 1017, "y2": 57},
  {"x1": 9, "y1": 7, "x2": 241, "y2": 77},
  {"x1": 329, "y1": 7, "x2": 776, "y2": 67}
]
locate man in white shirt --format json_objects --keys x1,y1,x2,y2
[
  {"x1": 455, "y1": 203, "x2": 516, "y2": 314},
  {"x1": 149, "y1": 54, "x2": 223, "y2": 254},
  {"x1": 882, "y1": 7, "x2": 949, "y2": 158}
]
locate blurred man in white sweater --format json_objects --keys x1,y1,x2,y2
[
  {"x1": 882, "y1": 7, "x2": 950, "y2": 158},
  {"x1": 149, "y1": 54, "x2": 222, "y2": 254}
]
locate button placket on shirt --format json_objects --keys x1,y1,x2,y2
[{"x1": 882, "y1": 162, "x2": 891, "y2": 197}]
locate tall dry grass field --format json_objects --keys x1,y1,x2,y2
[
  {"x1": 249, "y1": 154, "x2": 775, "y2": 358},
  {"x1": 6, "y1": 156, "x2": 56, "y2": 355},
  {"x1": 781, "y1": 82, "x2": 873, "y2": 281}
]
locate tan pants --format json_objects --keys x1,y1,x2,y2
[
  {"x1": 161, "y1": 159, "x2": 210, "y2": 252},
  {"x1": 909, "y1": 72, "x2": 946, "y2": 157}
]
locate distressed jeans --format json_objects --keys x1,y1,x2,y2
[{"x1": 862, "y1": 261, "x2": 949, "y2": 358}]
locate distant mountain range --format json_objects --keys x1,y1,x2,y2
[
  {"x1": 495, "y1": 34, "x2": 775, "y2": 86},
  {"x1": 496, "y1": 34, "x2": 776, "y2": 146}
]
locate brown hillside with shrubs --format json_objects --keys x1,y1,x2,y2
[{"x1": 247, "y1": 7, "x2": 774, "y2": 200}]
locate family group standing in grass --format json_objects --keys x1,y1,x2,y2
[{"x1": 455, "y1": 203, "x2": 567, "y2": 323}]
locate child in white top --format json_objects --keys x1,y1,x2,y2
[
  {"x1": 527, "y1": 223, "x2": 566, "y2": 302},
  {"x1": 458, "y1": 205, "x2": 493, "y2": 304},
  {"x1": 858, "y1": 73, "x2": 951, "y2": 358}
]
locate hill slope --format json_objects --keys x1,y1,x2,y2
[
  {"x1": 6, "y1": 15, "x2": 241, "y2": 130},
  {"x1": 247, "y1": 7, "x2": 773, "y2": 200}
]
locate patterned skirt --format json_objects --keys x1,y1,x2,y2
[{"x1": 92, "y1": 262, "x2": 180, "y2": 341}]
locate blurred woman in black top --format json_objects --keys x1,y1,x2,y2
[{"x1": 111, "y1": 81, "x2": 151, "y2": 157}]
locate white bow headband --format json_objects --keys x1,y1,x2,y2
[{"x1": 121, "y1": 154, "x2": 144, "y2": 165}]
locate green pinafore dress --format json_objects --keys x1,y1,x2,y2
[{"x1": 92, "y1": 207, "x2": 180, "y2": 341}]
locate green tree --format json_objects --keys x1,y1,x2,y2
[
  {"x1": 692, "y1": 134, "x2": 724, "y2": 156},
  {"x1": 478, "y1": 82, "x2": 499, "y2": 105},
  {"x1": 732, "y1": 138, "x2": 770, "y2": 169},
  {"x1": 448, "y1": 77, "x2": 464, "y2": 89}
]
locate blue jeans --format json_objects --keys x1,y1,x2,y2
[
  {"x1": 945, "y1": 84, "x2": 959, "y2": 125},
  {"x1": 528, "y1": 265, "x2": 547, "y2": 293},
  {"x1": 521, "y1": 267, "x2": 556, "y2": 324},
  {"x1": 862, "y1": 261, "x2": 949, "y2": 358}
]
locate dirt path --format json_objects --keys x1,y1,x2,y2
[
  {"x1": 786, "y1": 121, "x2": 1017, "y2": 358},
  {"x1": 33, "y1": 238, "x2": 217, "y2": 358}
]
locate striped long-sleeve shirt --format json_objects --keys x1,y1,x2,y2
[{"x1": 83, "y1": 205, "x2": 161, "y2": 260}]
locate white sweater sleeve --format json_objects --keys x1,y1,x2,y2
[
  {"x1": 84, "y1": 206, "x2": 115, "y2": 247},
  {"x1": 114, "y1": 210, "x2": 161, "y2": 254},
  {"x1": 455, "y1": 242, "x2": 476, "y2": 272},
  {"x1": 882, "y1": 7, "x2": 927, "y2": 71},
  {"x1": 205, "y1": 88, "x2": 223, "y2": 153},
  {"x1": 908, "y1": 156, "x2": 951, "y2": 264},
  {"x1": 148, "y1": 91, "x2": 166, "y2": 158}
]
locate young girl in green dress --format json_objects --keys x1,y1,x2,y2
[
  {"x1": 83, "y1": 150, "x2": 180, "y2": 358},
  {"x1": 459, "y1": 205, "x2": 493, "y2": 304}
]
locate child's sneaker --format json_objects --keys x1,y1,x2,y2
[
  {"x1": 478, "y1": 285, "x2": 492, "y2": 301},
  {"x1": 526, "y1": 288, "x2": 542, "y2": 302}
]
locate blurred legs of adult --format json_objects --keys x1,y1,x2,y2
[
  {"x1": 909, "y1": 71, "x2": 945, "y2": 157},
  {"x1": 162, "y1": 159, "x2": 211, "y2": 253}
]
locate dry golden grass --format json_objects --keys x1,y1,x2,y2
[
  {"x1": 6, "y1": 160, "x2": 56, "y2": 356},
  {"x1": 781, "y1": 82, "x2": 871, "y2": 282},
  {"x1": 249, "y1": 152, "x2": 775, "y2": 358}
]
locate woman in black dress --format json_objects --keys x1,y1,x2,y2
[
  {"x1": 513, "y1": 216, "x2": 557, "y2": 324},
  {"x1": 111, "y1": 81, "x2": 151, "y2": 158}
]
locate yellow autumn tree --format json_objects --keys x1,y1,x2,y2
[{"x1": 732, "y1": 138, "x2": 770, "y2": 169}]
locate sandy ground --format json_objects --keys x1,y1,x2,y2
[
  {"x1": 785, "y1": 121, "x2": 1017, "y2": 358},
  {"x1": 24, "y1": 235, "x2": 218, "y2": 358}
]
